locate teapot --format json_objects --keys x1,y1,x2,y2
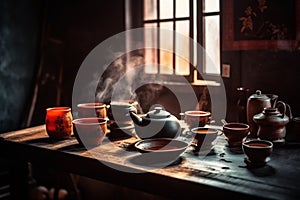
[
  {"x1": 247, "y1": 90, "x2": 278, "y2": 137},
  {"x1": 253, "y1": 101, "x2": 291, "y2": 145},
  {"x1": 129, "y1": 107, "x2": 181, "y2": 139}
]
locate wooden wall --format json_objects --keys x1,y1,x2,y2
[{"x1": 222, "y1": 0, "x2": 300, "y2": 122}]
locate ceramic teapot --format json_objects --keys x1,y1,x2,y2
[
  {"x1": 129, "y1": 107, "x2": 181, "y2": 139},
  {"x1": 253, "y1": 101, "x2": 291, "y2": 144},
  {"x1": 247, "y1": 90, "x2": 278, "y2": 137}
]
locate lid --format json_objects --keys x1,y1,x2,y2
[
  {"x1": 263, "y1": 107, "x2": 280, "y2": 115},
  {"x1": 146, "y1": 107, "x2": 170, "y2": 119},
  {"x1": 249, "y1": 90, "x2": 269, "y2": 100}
]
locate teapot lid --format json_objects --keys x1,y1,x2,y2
[
  {"x1": 146, "y1": 107, "x2": 171, "y2": 119},
  {"x1": 263, "y1": 107, "x2": 280, "y2": 114},
  {"x1": 249, "y1": 90, "x2": 269, "y2": 100}
]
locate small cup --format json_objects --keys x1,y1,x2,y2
[
  {"x1": 45, "y1": 107, "x2": 73, "y2": 140},
  {"x1": 190, "y1": 127, "x2": 219, "y2": 152},
  {"x1": 184, "y1": 111, "x2": 211, "y2": 128},
  {"x1": 77, "y1": 103, "x2": 107, "y2": 118},
  {"x1": 223, "y1": 122, "x2": 249, "y2": 147},
  {"x1": 72, "y1": 118, "x2": 107, "y2": 147},
  {"x1": 242, "y1": 139, "x2": 273, "y2": 165}
]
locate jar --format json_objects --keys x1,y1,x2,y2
[
  {"x1": 253, "y1": 101, "x2": 289, "y2": 145},
  {"x1": 246, "y1": 90, "x2": 278, "y2": 137},
  {"x1": 45, "y1": 107, "x2": 73, "y2": 140}
]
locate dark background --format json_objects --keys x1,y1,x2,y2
[{"x1": 233, "y1": 0, "x2": 296, "y2": 40}]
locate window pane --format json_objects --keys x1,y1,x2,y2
[
  {"x1": 159, "y1": 0, "x2": 173, "y2": 19},
  {"x1": 160, "y1": 22, "x2": 173, "y2": 74},
  {"x1": 145, "y1": 49, "x2": 158, "y2": 73},
  {"x1": 144, "y1": 24, "x2": 158, "y2": 73},
  {"x1": 175, "y1": 20, "x2": 189, "y2": 75},
  {"x1": 144, "y1": 0, "x2": 157, "y2": 20},
  {"x1": 175, "y1": 56, "x2": 189, "y2": 75},
  {"x1": 203, "y1": 0, "x2": 219, "y2": 13},
  {"x1": 204, "y1": 15, "x2": 220, "y2": 74},
  {"x1": 176, "y1": 0, "x2": 189, "y2": 18}
]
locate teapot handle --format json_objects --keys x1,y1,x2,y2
[
  {"x1": 276, "y1": 101, "x2": 286, "y2": 118},
  {"x1": 285, "y1": 103, "x2": 293, "y2": 121}
]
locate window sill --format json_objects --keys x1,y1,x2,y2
[
  {"x1": 160, "y1": 80, "x2": 220, "y2": 94},
  {"x1": 162, "y1": 80, "x2": 220, "y2": 87}
]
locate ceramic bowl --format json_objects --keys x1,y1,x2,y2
[
  {"x1": 72, "y1": 118, "x2": 107, "y2": 147},
  {"x1": 184, "y1": 111, "x2": 211, "y2": 128},
  {"x1": 223, "y1": 123, "x2": 249, "y2": 147},
  {"x1": 190, "y1": 127, "x2": 219, "y2": 151},
  {"x1": 242, "y1": 139, "x2": 273, "y2": 164},
  {"x1": 134, "y1": 138, "x2": 188, "y2": 163}
]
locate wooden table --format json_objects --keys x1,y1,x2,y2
[{"x1": 1, "y1": 124, "x2": 300, "y2": 199}]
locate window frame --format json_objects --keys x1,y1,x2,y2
[{"x1": 126, "y1": 0, "x2": 222, "y2": 83}]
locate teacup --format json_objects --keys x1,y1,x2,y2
[
  {"x1": 77, "y1": 103, "x2": 108, "y2": 118},
  {"x1": 242, "y1": 139, "x2": 273, "y2": 166},
  {"x1": 45, "y1": 107, "x2": 73, "y2": 140},
  {"x1": 109, "y1": 100, "x2": 138, "y2": 127},
  {"x1": 184, "y1": 111, "x2": 211, "y2": 128},
  {"x1": 72, "y1": 118, "x2": 107, "y2": 147},
  {"x1": 190, "y1": 127, "x2": 219, "y2": 152},
  {"x1": 223, "y1": 122, "x2": 249, "y2": 147}
]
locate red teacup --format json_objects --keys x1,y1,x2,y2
[{"x1": 45, "y1": 107, "x2": 73, "y2": 140}]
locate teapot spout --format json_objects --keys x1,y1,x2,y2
[{"x1": 129, "y1": 110, "x2": 143, "y2": 125}]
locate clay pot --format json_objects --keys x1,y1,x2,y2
[
  {"x1": 45, "y1": 107, "x2": 73, "y2": 140},
  {"x1": 246, "y1": 90, "x2": 278, "y2": 137},
  {"x1": 253, "y1": 101, "x2": 290, "y2": 144}
]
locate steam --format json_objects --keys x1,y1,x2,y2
[{"x1": 95, "y1": 50, "x2": 163, "y2": 109}]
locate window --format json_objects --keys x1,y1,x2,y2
[
  {"x1": 143, "y1": 0, "x2": 194, "y2": 79},
  {"x1": 126, "y1": 0, "x2": 221, "y2": 82},
  {"x1": 202, "y1": 0, "x2": 221, "y2": 75}
]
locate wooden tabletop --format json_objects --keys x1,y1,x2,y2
[{"x1": 1, "y1": 124, "x2": 300, "y2": 199}]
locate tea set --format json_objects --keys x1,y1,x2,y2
[{"x1": 45, "y1": 89, "x2": 296, "y2": 168}]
